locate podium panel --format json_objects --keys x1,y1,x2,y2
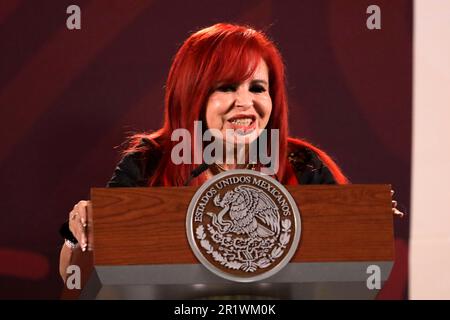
[{"x1": 65, "y1": 185, "x2": 394, "y2": 300}]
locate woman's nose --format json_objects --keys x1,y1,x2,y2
[{"x1": 234, "y1": 87, "x2": 253, "y2": 108}]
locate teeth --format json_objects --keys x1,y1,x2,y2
[{"x1": 231, "y1": 118, "x2": 252, "y2": 126}]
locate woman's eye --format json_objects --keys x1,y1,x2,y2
[
  {"x1": 250, "y1": 85, "x2": 266, "y2": 93},
  {"x1": 216, "y1": 85, "x2": 236, "y2": 92}
]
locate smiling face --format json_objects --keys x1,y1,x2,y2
[{"x1": 205, "y1": 59, "x2": 272, "y2": 145}]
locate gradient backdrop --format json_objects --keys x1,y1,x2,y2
[{"x1": 0, "y1": 0, "x2": 411, "y2": 299}]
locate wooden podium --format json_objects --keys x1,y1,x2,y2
[{"x1": 65, "y1": 184, "x2": 394, "y2": 300}]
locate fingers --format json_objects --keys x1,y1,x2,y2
[
  {"x1": 390, "y1": 190, "x2": 406, "y2": 217},
  {"x1": 68, "y1": 200, "x2": 89, "y2": 252},
  {"x1": 392, "y1": 200, "x2": 397, "y2": 208},
  {"x1": 77, "y1": 201, "x2": 88, "y2": 251},
  {"x1": 392, "y1": 207, "x2": 405, "y2": 218}
]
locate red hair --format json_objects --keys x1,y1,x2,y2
[
  {"x1": 125, "y1": 23, "x2": 347, "y2": 186},
  {"x1": 286, "y1": 137, "x2": 348, "y2": 184}
]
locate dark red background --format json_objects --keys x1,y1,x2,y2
[{"x1": 0, "y1": 0, "x2": 411, "y2": 299}]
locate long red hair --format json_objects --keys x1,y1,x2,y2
[{"x1": 125, "y1": 23, "x2": 347, "y2": 186}]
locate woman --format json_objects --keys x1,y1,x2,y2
[{"x1": 59, "y1": 23, "x2": 350, "y2": 281}]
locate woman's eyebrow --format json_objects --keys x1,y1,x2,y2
[{"x1": 251, "y1": 79, "x2": 269, "y2": 86}]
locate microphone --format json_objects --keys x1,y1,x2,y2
[{"x1": 184, "y1": 163, "x2": 210, "y2": 186}]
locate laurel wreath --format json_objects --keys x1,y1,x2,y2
[{"x1": 195, "y1": 219, "x2": 292, "y2": 272}]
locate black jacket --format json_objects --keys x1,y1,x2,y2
[{"x1": 107, "y1": 139, "x2": 337, "y2": 187}]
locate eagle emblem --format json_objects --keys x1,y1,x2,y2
[
  {"x1": 208, "y1": 185, "x2": 280, "y2": 238},
  {"x1": 186, "y1": 170, "x2": 301, "y2": 282}
]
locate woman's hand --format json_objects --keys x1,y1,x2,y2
[
  {"x1": 391, "y1": 190, "x2": 405, "y2": 218},
  {"x1": 68, "y1": 200, "x2": 90, "y2": 251}
]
